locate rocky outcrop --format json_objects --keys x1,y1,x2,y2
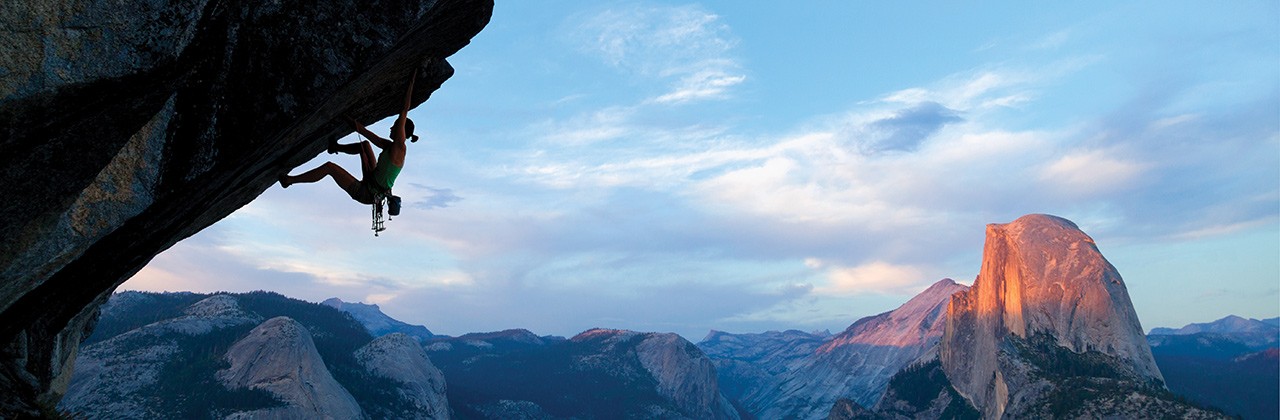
[
  {"x1": 0, "y1": 0, "x2": 491, "y2": 414},
  {"x1": 572, "y1": 329, "x2": 741, "y2": 420},
  {"x1": 219, "y1": 316, "x2": 363, "y2": 419},
  {"x1": 355, "y1": 333, "x2": 450, "y2": 419},
  {"x1": 60, "y1": 294, "x2": 261, "y2": 417},
  {"x1": 634, "y1": 332, "x2": 740, "y2": 420},
  {"x1": 701, "y1": 279, "x2": 966, "y2": 420},
  {"x1": 939, "y1": 214, "x2": 1165, "y2": 418},
  {"x1": 827, "y1": 398, "x2": 881, "y2": 420}
]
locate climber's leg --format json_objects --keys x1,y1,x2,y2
[
  {"x1": 357, "y1": 141, "x2": 377, "y2": 180},
  {"x1": 330, "y1": 140, "x2": 363, "y2": 155},
  {"x1": 280, "y1": 162, "x2": 360, "y2": 199}
]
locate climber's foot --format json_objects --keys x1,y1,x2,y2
[{"x1": 279, "y1": 174, "x2": 291, "y2": 188}]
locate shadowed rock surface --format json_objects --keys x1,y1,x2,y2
[
  {"x1": 60, "y1": 294, "x2": 262, "y2": 417},
  {"x1": 355, "y1": 333, "x2": 450, "y2": 419},
  {"x1": 0, "y1": 0, "x2": 491, "y2": 414},
  {"x1": 701, "y1": 279, "x2": 966, "y2": 420},
  {"x1": 219, "y1": 316, "x2": 363, "y2": 419},
  {"x1": 1148, "y1": 317, "x2": 1280, "y2": 420},
  {"x1": 425, "y1": 327, "x2": 739, "y2": 419},
  {"x1": 63, "y1": 291, "x2": 454, "y2": 418}
]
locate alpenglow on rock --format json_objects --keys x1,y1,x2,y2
[
  {"x1": 940, "y1": 214, "x2": 1163, "y2": 418},
  {"x1": 0, "y1": 0, "x2": 491, "y2": 415}
]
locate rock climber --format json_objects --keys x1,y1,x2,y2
[{"x1": 279, "y1": 71, "x2": 419, "y2": 215}]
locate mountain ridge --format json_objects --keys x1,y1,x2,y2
[
  {"x1": 323, "y1": 297, "x2": 436, "y2": 342},
  {"x1": 701, "y1": 278, "x2": 967, "y2": 419}
]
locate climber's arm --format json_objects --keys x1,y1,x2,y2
[
  {"x1": 392, "y1": 71, "x2": 417, "y2": 144},
  {"x1": 344, "y1": 115, "x2": 392, "y2": 150}
]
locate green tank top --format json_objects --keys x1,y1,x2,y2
[{"x1": 372, "y1": 149, "x2": 402, "y2": 192}]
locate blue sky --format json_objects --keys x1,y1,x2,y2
[{"x1": 123, "y1": 1, "x2": 1279, "y2": 340}]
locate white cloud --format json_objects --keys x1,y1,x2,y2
[
  {"x1": 817, "y1": 261, "x2": 926, "y2": 295},
  {"x1": 1039, "y1": 150, "x2": 1149, "y2": 197}
]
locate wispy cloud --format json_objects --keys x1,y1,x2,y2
[
  {"x1": 573, "y1": 4, "x2": 745, "y2": 104},
  {"x1": 651, "y1": 67, "x2": 746, "y2": 104}
]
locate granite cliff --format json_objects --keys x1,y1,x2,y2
[
  {"x1": 837, "y1": 215, "x2": 1222, "y2": 419},
  {"x1": 355, "y1": 333, "x2": 451, "y2": 419},
  {"x1": 0, "y1": 0, "x2": 491, "y2": 415},
  {"x1": 939, "y1": 214, "x2": 1162, "y2": 418},
  {"x1": 219, "y1": 316, "x2": 365, "y2": 419}
]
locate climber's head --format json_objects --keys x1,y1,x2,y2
[{"x1": 399, "y1": 118, "x2": 420, "y2": 143}]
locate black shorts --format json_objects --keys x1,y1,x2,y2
[{"x1": 348, "y1": 180, "x2": 378, "y2": 205}]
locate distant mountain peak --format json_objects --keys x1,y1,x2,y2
[{"x1": 322, "y1": 297, "x2": 433, "y2": 342}]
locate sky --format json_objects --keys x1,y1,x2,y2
[{"x1": 123, "y1": 1, "x2": 1280, "y2": 341}]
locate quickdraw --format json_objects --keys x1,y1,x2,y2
[{"x1": 372, "y1": 189, "x2": 391, "y2": 236}]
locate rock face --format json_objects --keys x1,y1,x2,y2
[
  {"x1": 60, "y1": 294, "x2": 261, "y2": 417},
  {"x1": 219, "y1": 316, "x2": 364, "y2": 420},
  {"x1": 700, "y1": 329, "x2": 831, "y2": 402},
  {"x1": 701, "y1": 279, "x2": 966, "y2": 420},
  {"x1": 0, "y1": 0, "x2": 491, "y2": 415},
  {"x1": 939, "y1": 214, "x2": 1164, "y2": 418},
  {"x1": 324, "y1": 297, "x2": 435, "y2": 342},
  {"x1": 355, "y1": 333, "x2": 450, "y2": 419},
  {"x1": 633, "y1": 332, "x2": 741, "y2": 420},
  {"x1": 570, "y1": 329, "x2": 741, "y2": 420}
]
